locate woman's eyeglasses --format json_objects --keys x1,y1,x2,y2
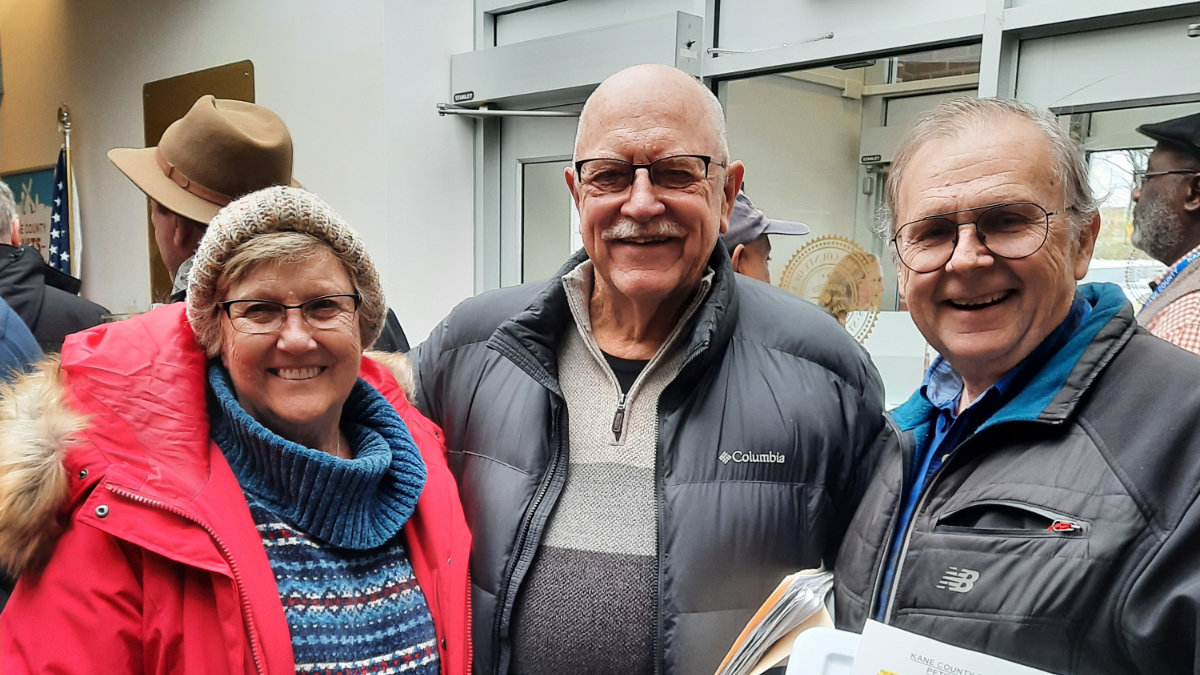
[{"x1": 219, "y1": 293, "x2": 361, "y2": 334}]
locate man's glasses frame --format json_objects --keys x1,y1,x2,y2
[
  {"x1": 573, "y1": 154, "x2": 726, "y2": 193},
  {"x1": 1132, "y1": 168, "x2": 1200, "y2": 190},
  {"x1": 891, "y1": 201, "x2": 1066, "y2": 274},
  {"x1": 219, "y1": 293, "x2": 362, "y2": 335}
]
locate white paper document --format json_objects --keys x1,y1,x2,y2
[{"x1": 850, "y1": 621, "x2": 1054, "y2": 675}]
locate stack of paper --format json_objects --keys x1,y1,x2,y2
[
  {"x1": 715, "y1": 569, "x2": 835, "y2": 675},
  {"x1": 850, "y1": 621, "x2": 1054, "y2": 675}
]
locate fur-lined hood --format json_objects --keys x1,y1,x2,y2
[
  {"x1": 0, "y1": 358, "x2": 86, "y2": 578},
  {"x1": 0, "y1": 346, "x2": 417, "y2": 580}
]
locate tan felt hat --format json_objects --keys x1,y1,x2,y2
[{"x1": 108, "y1": 95, "x2": 297, "y2": 224}]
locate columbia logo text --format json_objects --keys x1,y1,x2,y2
[
  {"x1": 936, "y1": 566, "x2": 980, "y2": 594},
  {"x1": 718, "y1": 450, "x2": 786, "y2": 465}
]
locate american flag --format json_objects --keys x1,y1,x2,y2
[{"x1": 48, "y1": 148, "x2": 72, "y2": 275}]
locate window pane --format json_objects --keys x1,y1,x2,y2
[{"x1": 1080, "y1": 148, "x2": 1162, "y2": 311}]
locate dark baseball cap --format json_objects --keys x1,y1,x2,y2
[
  {"x1": 721, "y1": 192, "x2": 810, "y2": 249},
  {"x1": 1136, "y1": 111, "x2": 1200, "y2": 162}
]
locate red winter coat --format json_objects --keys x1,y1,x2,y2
[{"x1": 0, "y1": 303, "x2": 471, "y2": 674}]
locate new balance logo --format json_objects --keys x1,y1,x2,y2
[
  {"x1": 719, "y1": 450, "x2": 786, "y2": 464},
  {"x1": 936, "y1": 566, "x2": 980, "y2": 594}
]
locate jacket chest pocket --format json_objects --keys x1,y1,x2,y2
[
  {"x1": 934, "y1": 499, "x2": 1087, "y2": 538},
  {"x1": 902, "y1": 498, "x2": 1106, "y2": 626}
]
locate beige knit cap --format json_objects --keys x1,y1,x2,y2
[{"x1": 186, "y1": 185, "x2": 385, "y2": 354}]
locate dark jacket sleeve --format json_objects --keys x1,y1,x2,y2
[
  {"x1": 825, "y1": 355, "x2": 886, "y2": 566},
  {"x1": 1121, "y1": 494, "x2": 1200, "y2": 674},
  {"x1": 372, "y1": 308, "x2": 410, "y2": 353},
  {"x1": 36, "y1": 287, "x2": 108, "y2": 353}
]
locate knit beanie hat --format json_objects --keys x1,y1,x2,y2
[{"x1": 187, "y1": 185, "x2": 385, "y2": 354}]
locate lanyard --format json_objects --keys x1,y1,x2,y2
[{"x1": 1140, "y1": 248, "x2": 1200, "y2": 314}]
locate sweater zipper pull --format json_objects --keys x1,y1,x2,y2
[{"x1": 611, "y1": 393, "x2": 627, "y2": 441}]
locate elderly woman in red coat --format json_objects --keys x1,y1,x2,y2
[{"x1": 0, "y1": 186, "x2": 470, "y2": 674}]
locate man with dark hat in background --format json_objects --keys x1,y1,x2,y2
[
  {"x1": 0, "y1": 180, "x2": 108, "y2": 352},
  {"x1": 109, "y1": 95, "x2": 410, "y2": 350},
  {"x1": 1130, "y1": 111, "x2": 1200, "y2": 353},
  {"x1": 720, "y1": 191, "x2": 809, "y2": 283}
]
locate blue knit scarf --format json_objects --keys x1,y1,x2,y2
[{"x1": 207, "y1": 363, "x2": 426, "y2": 549}]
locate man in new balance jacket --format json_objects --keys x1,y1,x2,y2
[
  {"x1": 413, "y1": 64, "x2": 885, "y2": 675},
  {"x1": 835, "y1": 97, "x2": 1200, "y2": 674}
]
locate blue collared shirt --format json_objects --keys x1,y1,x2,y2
[{"x1": 872, "y1": 293, "x2": 1091, "y2": 620}]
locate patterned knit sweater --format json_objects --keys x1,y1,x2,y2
[{"x1": 208, "y1": 365, "x2": 439, "y2": 675}]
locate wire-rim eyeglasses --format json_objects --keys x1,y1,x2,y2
[
  {"x1": 890, "y1": 201, "x2": 1067, "y2": 274},
  {"x1": 1132, "y1": 168, "x2": 1200, "y2": 190}
]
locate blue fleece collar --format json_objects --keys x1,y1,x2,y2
[{"x1": 893, "y1": 283, "x2": 1127, "y2": 431}]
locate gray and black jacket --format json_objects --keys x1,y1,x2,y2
[
  {"x1": 413, "y1": 246, "x2": 885, "y2": 675},
  {"x1": 835, "y1": 283, "x2": 1200, "y2": 674},
  {"x1": 0, "y1": 244, "x2": 107, "y2": 352}
]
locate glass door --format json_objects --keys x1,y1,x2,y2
[{"x1": 498, "y1": 112, "x2": 581, "y2": 286}]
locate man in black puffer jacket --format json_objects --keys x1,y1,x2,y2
[
  {"x1": 413, "y1": 63, "x2": 885, "y2": 675},
  {"x1": 0, "y1": 180, "x2": 107, "y2": 352}
]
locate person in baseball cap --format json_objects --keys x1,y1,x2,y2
[
  {"x1": 720, "y1": 190, "x2": 810, "y2": 284},
  {"x1": 1130, "y1": 110, "x2": 1200, "y2": 352},
  {"x1": 109, "y1": 95, "x2": 297, "y2": 302}
]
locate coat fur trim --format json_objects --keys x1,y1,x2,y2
[
  {"x1": 0, "y1": 357, "x2": 87, "y2": 576},
  {"x1": 364, "y1": 350, "x2": 416, "y2": 405},
  {"x1": 0, "y1": 351, "x2": 414, "y2": 577},
  {"x1": 0, "y1": 351, "x2": 413, "y2": 578}
]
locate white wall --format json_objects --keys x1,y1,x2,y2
[{"x1": 1, "y1": 0, "x2": 474, "y2": 343}]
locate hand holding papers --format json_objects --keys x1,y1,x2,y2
[{"x1": 715, "y1": 569, "x2": 834, "y2": 675}]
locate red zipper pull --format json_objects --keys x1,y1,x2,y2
[{"x1": 1048, "y1": 520, "x2": 1080, "y2": 532}]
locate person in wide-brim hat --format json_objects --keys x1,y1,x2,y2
[{"x1": 108, "y1": 95, "x2": 299, "y2": 298}]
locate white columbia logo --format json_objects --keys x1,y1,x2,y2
[
  {"x1": 719, "y1": 450, "x2": 786, "y2": 465},
  {"x1": 936, "y1": 566, "x2": 980, "y2": 594}
]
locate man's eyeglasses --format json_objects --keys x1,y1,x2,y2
[
  {"x1": 219, "y1": 293, "x2": 361, "y2": 334},
  {"x1": 891, "y1": 202, "x2": 1065, "y2": 274},
  {"x1": 1132, "y1": 168, "x2": 1200, "y2": 190},
  {"x1": 574, "y1": 154, "x2": 726, "y2": 193}
]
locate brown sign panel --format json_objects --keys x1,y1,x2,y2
[{"x1": 141, "y1": 61, "x2": 254, "y2": 301}]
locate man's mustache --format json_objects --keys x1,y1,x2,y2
[{"x1": 600, "y1": 220, "x2": 687, "y2": 240}]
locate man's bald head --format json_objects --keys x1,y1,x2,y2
[
  {"x1": 574, "y1": 64, "x2": 729, "y2": 164},
  {"x1": 565, "y1": 63, "x2": 744, "y2": 343}
]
